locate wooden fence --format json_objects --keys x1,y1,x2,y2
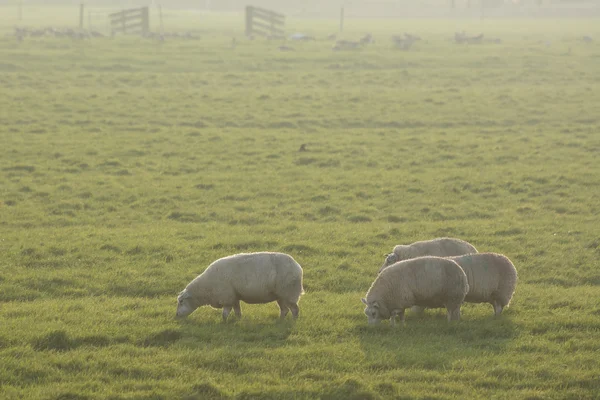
[
  {"x1": 245, "y1": 6, "x2": 285, "y2": 39},
  {"x1": 109, "y1": 7, "x2": 149, "y2": 36}
]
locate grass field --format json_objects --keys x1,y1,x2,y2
[{"x1": 1, "y1": 8, "x2": 600, "y2": 400}]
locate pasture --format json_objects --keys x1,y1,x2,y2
[{"x1": 1, "y1": 7, "x2": 600, "y2": 399}]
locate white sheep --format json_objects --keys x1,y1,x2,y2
[
  {"x1": 379, "y1": 252, "x2": 518, "y2": 317},
  {"x1": 176, "y1": 252, "x2": 304, "y2": 322},
  {"x1": 362, "y1": 256, "x2": 469, "y2": 326},
  {"x1": 379, "y1": 237, "x2": 478, "y2": 273},
  {"x1": 448, "y1": 252, "x2": 518, "y2": 316}
]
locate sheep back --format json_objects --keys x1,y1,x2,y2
[
  {"x1": 449, "y1": 252, "x2": 517, "y2": 308},
  {"x1": 380, "y1": 237, "x2": 478, "y2": 273},
  {"x1": 367, "y1": 256, "x2": 469, "y2": 318},
  {"x1": 395, "y1": 237, "x2": 478, "y2": 260}
]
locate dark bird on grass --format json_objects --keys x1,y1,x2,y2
[{"x1": 298, "y1": 144, "x2": 307, "y2": 152}]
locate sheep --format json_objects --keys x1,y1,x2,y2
[
  {"x1": 362, "y1": 256, "x2": 469, "y2": 326},
  {"x1": 447, "y1": 253, "x2": 518, "y2": 316},
  {"x1": 176, "y1": 252, "x2": 304, "y2": 322},
  {"x1": 379, "y1": 237, "x2": 478, "y2": 273},
  {"x1": 380, "y1": 252, "x2": 518, "y2": 317}
]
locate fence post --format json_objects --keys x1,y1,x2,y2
[
  {"x1": 481, "y1": 0, "x2": 485, "y2": 20},
  {"x1": 79, "y1": 3, "x2": 84, "y2": 30},
  {"x1": 142, "y1": 6, "x2": 149, "y2": 35},
  {"x1": 340, "y1": 7, "x2": 344, "y2": 32},
  {"x1": 159, "y1": 5, "x2": 163, "y2": 35},
  {"x1": 245, "y1": 6, "x2": 252, "y2": 37}
]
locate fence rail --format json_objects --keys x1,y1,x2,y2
[
  {"x1": 109, "y1": 6, "x2": 149, "y2": 36},
  {"x1": 245, "y1": 6, "x2": 285, "y2": 39}
]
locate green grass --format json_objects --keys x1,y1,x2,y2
[{"x1": 1, "y1": 8, "x2": 600, "y2": 399}]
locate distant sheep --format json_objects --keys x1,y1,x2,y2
[
  {"x1": 362, "y1": 256, "x2": 469, "y2": 326},
  {"x1": 176, "y1": 252, "x2": 304, "y2": 322},
  {"x1": 448, "y1": 253, "x2": 518, "y2": 316},
  {"x1": 379, "y1": 237, "x2": 478, "y2": 273}
]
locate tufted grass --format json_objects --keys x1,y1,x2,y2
[{"x1": 1, "y1": 7, "x2": 600, "y2": 399}]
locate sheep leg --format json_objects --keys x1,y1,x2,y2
[
  {"x1": 233, "y1": 301, "x2": 242, "y2": 318},
  {"x1": 222, "y1": 306, "x2": 232, "y2": 322},
  {"x1": 289, "y1": 303, "x2": 300, "y2": 319},
  {"x1": 277, "y1": 300, "x2": 290, "y2": 319},
  {"x1": 390, "y1": 309, "x2": 405, "y2": 327},
  {"x1": 447, "y1": 306, "x2": 461, "y2": 322},
  {"x1": 493, "y1": 301, "x2": 503, "y2": 316}
]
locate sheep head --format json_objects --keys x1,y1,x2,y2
[
  {"x1": 379, "y1": 252, "x2": 399, "y2": 273},
  {"x1": 176, "y1": 289, "x2": 198, "y2": 318},
  {"x1": 362, "y1": 298, "x2": 382, "y2": 325}
]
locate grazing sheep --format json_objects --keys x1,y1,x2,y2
[
  {"x1": 176, "y1": 252, "x2": 304, "y2": 322},
  {"x1": 447, "y1": 253, "x2": 518, "y2": 316},
  {"x1": 381, "y1": 252, "x2": 518, "y2": 317},
  {"x1": 332, "y1": 39, "x2": 361, "y2": 51},
  {"x1": 379, "y1": 237, "x2": 478, "y2": 273},
  {"x1": 362, "y1": 256, "x2": 469, "y2": 326}
]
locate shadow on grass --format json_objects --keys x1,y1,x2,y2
[
  {"x1": 183, "y1": 379, "x2": 380, "y2": 400},
  {"x1": 176, "y1": 316, "x2": 297, "y2": 349},
  {"x1": 32, "y1": 329, "x2": 182, "y2": 351},
  {"x1": 355, "y1": 312, "x2": 518, "y2": 372}
]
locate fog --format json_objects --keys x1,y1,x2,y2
[{"x1": 8, "y1": 0, "x2": 600, "y2": 18}]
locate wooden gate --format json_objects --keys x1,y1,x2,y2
[
  {"x1": 109, "y1": 7, "x2": 149, "y2": 36},
  {"x1": 245, "y1": 6, "x2": 285, "y2": 39}
]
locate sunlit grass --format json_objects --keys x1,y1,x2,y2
[{"x1": 0, "y1": 9, "x2": 599, "y2": 399}]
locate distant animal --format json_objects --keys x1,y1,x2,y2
[
  {"x1": 582, "y1": 35, "x2": 593, "y2": 43},
  {"x1": 298, "y1": 144, "x2": 307, "y2": 152},
  {"x1": 392, "y1": 33, "x2": 419, "y2": 51},
  {"x1": 403, "y1": 33, "x2": 421, "y2": 41},
  {"x1": 455, "y1": 31, "x2": 484, "y2": 44},
  {"x1": 359, "y1": 33, "x2": 373, "y2": 44},
  {"x1": 332, "y1": 39, "x2": 361, "y2": 51},
  {"x1": 289, "y1": 33, "x2": 315, "y2": 41},
  {"x1": 362, "y1": 256, "x2": 469, "y2": 326},
  {"x1": 379, "y1": 237, "x2": 478, "y2": 273},
  {"x1": 278, "y1": 45, "x2": 294, "y2": 52},
  {"x1": 176, "y1": 252, "x2": 304, "y2": 322},
  {"x1": 468, "y1": 33, "x2": 484, "y2": 44}
]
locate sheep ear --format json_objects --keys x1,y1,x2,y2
[{"x1": 361, "y1": 298, "x2": 368, "y2": 305}]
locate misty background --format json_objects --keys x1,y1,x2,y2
[{"x1": 3, "y1": 0, "x2": 600, "y2": 18}]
